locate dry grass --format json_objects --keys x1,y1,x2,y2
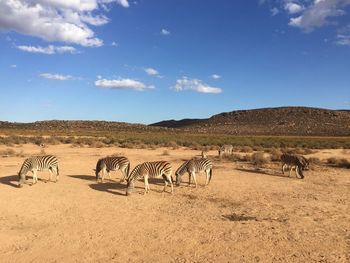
[{"x1": 0, "y1": 148, "x2": 26, "y2": 157}]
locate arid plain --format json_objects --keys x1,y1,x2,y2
[{"x1": 0, "y1": 144, "x2": 349, "y2": 262}]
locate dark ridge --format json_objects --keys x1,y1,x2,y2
[{"x1": 149, "y1": 106, "x2": 350, "y2": 136}]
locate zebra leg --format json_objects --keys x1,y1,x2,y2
[
  {"x1": 282, "y1": 163, "x2": 286, "y2": 175},
  {"x1": 55, "y1": 166, "x2": 59, "y2": 182},
  {"x1": 205, "y1": 169, "x2": 210, "y2": 186},
  {"x1": 33, "y1": 170, "x2": 38, "y2": 184},
  {"x1": 144, "y1": 176, "x2": 150, "y2": 194},
  {"x1": 165, "y1": 175, "x2": 174, "y2": 194},
  {"x1": 101, "y1": 167, "x2": 106, "y2": 183},
  {"x1": 120, "y1": 168, "x2": 126, "y2": 183},
  {"x1": 48, "y1": 168, "x2": 53, "y2": 183},
  {"x1": 191, "y1": 172, "x2": 198, "y2": 188},
  {"x1": 289, "y1": 166, "x2": 293, "y2": 177},
  {"x1": 188, "y1": 173, "x2": 191, "y2": 186},
  {"x1": 107, "y1": 170, "x2": 111, "y2": 179}
]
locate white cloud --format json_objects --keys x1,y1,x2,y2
[
  {"x1": 171, "y1": 77, "x2": 222, "y2": 94},
  {"x1": 17, "y1": 45, "x2": 77, "y2": 54},
  {"x1": 284, "y1": 2, "x2": 304, "y2": 14},
  {"x1": 211, "y1": 74, "x2": 221, "y2": 79},
  {"x1": 0, "y1": 0, "x2": 129, "y2": 47},
  {"x1": 95, "y1": 78, "x2": 154, "y2": 91},
  {"x1": 40, "y1": 73, "x2": 73, "y2": 81},
  {"x1": 287, "y1": 0, "x2": 349, "y2": 32},
  {"x1": 111, "y1": 41, "x2": 118, "y2": 47},
  {"x1": 116, "y1": 0, "x2": 130, "y2": 8},
  {"x1": 161, "y1": 29, "x2": 170, "y2": 35},
  {"x1": 10, "y1": 64, "x2": 17, "y2": 68},
  {"x1": 271, "y1": 7, "x2": 279, "y2": 16},
  {"x1": 144, "y1": 67, "x2": 159, "y2": 76}
]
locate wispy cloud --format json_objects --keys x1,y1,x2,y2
[
  {"x1": 17, "y1": 45, "x2": 78, "y2": 55},
  {"x1": 111, "y1": 41, "x2": 118, "y2": 47},
  {"x1": 161, "y1": 29, "x2": 171, "y2": 35},
  {"x1": 270, "y1": 7, "x2": 279, "y2": 16},
  {"x1": 144, "y1": 67, "x2": 159, "y2": 76},
  {"x1": 95, "y1": 78, "x2": 154, "y2": 91},
  {"x1": 10, "y1": 64, "x2": 17, "y2": 68},
  {"x1": 211, "y1": 74, "x2": 221, "y2": 79},
  {"x1": 40, "y1": 73, "x2": 73, "y2": 81},
  {"x1": 335, "y1": 24, "x2": 350, "y2": 46},
  {"x1": 171, "y1": 77, "x2": 222, "y2": 94}
]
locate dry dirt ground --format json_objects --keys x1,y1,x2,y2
[{"x1": 0, "y1": 144, "x2": 349, "y2": 263}]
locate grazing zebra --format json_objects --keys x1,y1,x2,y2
[
  {"x1": 18, "y1": 155, "x2": 59, "y2": 187},
  {"x1": 94, "y1": 156, "x2": 130, "y2": 183},
  {"x1": 281, "y1": 153, "x2": 309, "y2": 179},
  {"x1": 218, "y1": 144, "x2": 233, "y2": 157},
  {"x1": 175, "y1": 158, "x2": 213, "y2": 187},
  {"x1": 126, "y1": 161, "x2": 173, "y2": 195}
]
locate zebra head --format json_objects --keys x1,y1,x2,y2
[
  {"x1": 125, "y1": 164, "x2": 140, "y2": 195},
  {"x1": 175, "y1": 171, "x2": 182, "y2": 186},
  {"x1": 175, "y1": 160, "x2": 188, "y2": 186}
]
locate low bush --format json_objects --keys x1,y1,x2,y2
[
  {"x1": 327, "y1": 157, "x2": 350, "y2": 169},
  {"x1": 251, "y1": 152, "x2": 270, "y2": 167}
]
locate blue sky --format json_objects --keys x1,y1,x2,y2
[{"x1": 0, "y1": 0, "x2": 350, "y2": 124}]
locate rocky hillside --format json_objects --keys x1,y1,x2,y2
[
  {"x1": 150, "y1": 107, "x2": 350, "y2": 136},
  {"x1": 1, "y1": 107, "x2": 350, "y2": 136}
]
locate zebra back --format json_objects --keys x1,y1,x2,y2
[
  {"x1": 95, "y1": 156, "x2": 130, "y2": 179},
  {"x1": 19, "y1": 155, "x2": 58, "y2": 175},
  {"x1": 175, "y1": 158, "x2": 213, "y2": 184},
  {"x1": 127, "y1": 161, "x2": 172, "y2": 186}
]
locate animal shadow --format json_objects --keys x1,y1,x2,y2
[
  {"x1": 222, "y1": 213, "x2": 257, "y2": 222},
  {"x1": 235, "y1": 167, "x2": 296, "y2": 179},
  {"x1": 89, "y1": 182, "x2": 127, "y2": 196},
  {"x1": 0, "y1": 175, "x2": 19, "y2": 188},
  {"x1": 68, "y1": 174, "x2": 96, "y2": 181}
]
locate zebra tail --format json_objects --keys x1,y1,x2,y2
[
  {"x1": 57, "y1": 165, "x2": 59, "y2": 176},
  {"x1": 209, "y1": 168, "x2": 213, "y2": 183}
]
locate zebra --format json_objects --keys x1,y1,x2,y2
[
  {"x1": 218, "y1": 144, "x2": 233, "y2": 157},
  {"x1": 175, "y1": 158, "x2": 213, "y2": 187},
  {"x1": 18, "y1": 155, "x2": 59, "y2": 187},
  {"x1": 281, "y1": 153, "x2": 309, "y2": 179},
  {"x1": 94, "y1": 156, "x2": 130, "y2": 183},
  {"x1": 126, "y1": 161, "x2": 173, "y2": 195}
]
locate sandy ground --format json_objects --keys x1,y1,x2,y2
[{"x1": 0, "y1": 144, "x2": 349, "y2": 263}]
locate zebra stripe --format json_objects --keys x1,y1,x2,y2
[
  {"x1": 18, "y1": 155, "x2": 59, "y2": 187},
  {"x1": 218, "y1": 144, "x2": 233, "y2": 157},
  {"x1": 281, "y1": 153, "x2": 309, "y2": 179},
  {"x1": 126, "y1": 161, "x2": 173, "y2": 195},
  {"x1": 95, "y1": 156, "x2": 130, "y2": 183},
  {"x1": 175, "y1": 158, "x2": 213, "y2": 187}
]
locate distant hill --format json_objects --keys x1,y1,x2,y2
[
  {"x1": 1, "y1": 107, "x2": 350, "y2": 136},
  {"x1": 150, "y1": 107, "x2": 350, "y2": 136}
]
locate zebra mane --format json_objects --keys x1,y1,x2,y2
[
  {"x1": 176, "y1": 160, "x2": 190, "y2": 176},
  {"x1": 127, "y1": 164, "x2": 142, "y2": 183},
  {"x1": 19, "y1": 158, "x2": 32, "y2": 175}
]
